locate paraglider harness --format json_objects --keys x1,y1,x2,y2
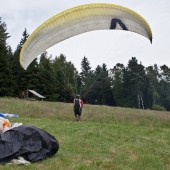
[
  {"x1": 73, "y1": 95, "x2": 82, "y2": 115},
  {"x1": 74, "y1": 98, "x2": 81, "y2": 109}
]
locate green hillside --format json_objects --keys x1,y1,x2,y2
[{"x1": 1, "y1": 97, "x2": 170, "y2": 170}]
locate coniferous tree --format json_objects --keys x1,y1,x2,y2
[
  {"x1": 22, "y1": 59, "x2": 39, "y2": 90},
  {"x1": 79, "y1": 57, "x2": 93, "y2": 102},
  {"x1": 52, "y1": 54, "x2": 77, "y2": 102},
  {"x1": 37, "y1": 52, "x2": 55, "y2": 101},
  {"x1": 0, "y1": 18, "x2": 13, "y2": 96},
  {"x1": 158, "y1": 65, "x2": 170, "y2": 110},
  {"x1": 92, "y1": 64, "x2": 114, "y2": 105},
  {"x1": 122, "y1": 57, "x2": 147, "y2": 108},
  {"x1": 0, "y1": 18, "x2": 10, "y2": 46},
  {"x1": 110, "y1": 63, "x2": 125, "y2": 106},
  {"x1": 12, "y1": 28, "x2": 30, "y2": 96},
  {"x1": 146, "y1": 64, "x2": 160, "y2": 106},
  {"x1": 91, "y1": 65, "x2": 103, "y2": 104}
]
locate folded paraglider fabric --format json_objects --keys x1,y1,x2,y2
[{"x1": 0, "y1": 125, "x2": 59, "y2": 163}]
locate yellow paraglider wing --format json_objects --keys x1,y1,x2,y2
[{"x1": 20, "y1": 3, "x2": 152, "y2": 70}]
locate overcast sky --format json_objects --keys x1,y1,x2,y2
[{"x1": 1, "y1": 0, "x2": 170, "y2": 71}]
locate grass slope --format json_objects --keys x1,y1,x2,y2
[{"x1": 0, "y1": 97, "x2": 170, "y2": 170}]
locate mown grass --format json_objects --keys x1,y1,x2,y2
[{"x1": 1, "y1": 97, "x2": 170, "y2": 170}]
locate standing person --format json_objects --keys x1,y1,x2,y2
[{"x1": 73, "y1": 94, "x2": 84, "y2": 121}]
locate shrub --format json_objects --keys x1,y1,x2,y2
[{"x1": 151, "y1": 104, "x2": 166, "y2": 111}]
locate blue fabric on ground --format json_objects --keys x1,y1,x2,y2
[
  {"x1": 0, "y1": 113, "x2": 19, "y2": 118},
  {"x1": 0, "y1": 113, "x2": 5, "y2": 118}
]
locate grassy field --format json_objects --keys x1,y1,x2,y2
[{"x1": 0, "y1": 97, "x2": 170, "y2": 170}]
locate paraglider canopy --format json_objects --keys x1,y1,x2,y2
[{"x1": 20, "y1": 3, "x2": 152, "y2": 70}]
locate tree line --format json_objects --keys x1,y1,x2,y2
[{"x1": 0, "y1": 18, "x2": 170, "y2": 110}]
